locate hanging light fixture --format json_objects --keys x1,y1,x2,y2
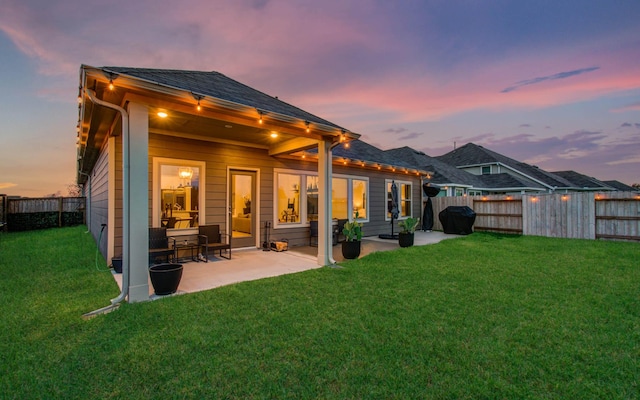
[
  {"x1": 178, "y1": 167, "x2": 193, "y2": 180},
  {"x1": 258, "y1": 110, "x2": 263, "y2": 124},
  {"x1": 305, "y1": 121, "x2": 310, "y2": 133}
]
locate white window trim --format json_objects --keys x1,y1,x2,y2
[
  {"x1": 385, "y1": 179, "x2": 413, "y2": 221},
  {"x1": 152, "y1": 157, "x2": 206, "y2": 235},
  {"x1": 273, "y1": 168, "x2": 370, "y2": 229}
]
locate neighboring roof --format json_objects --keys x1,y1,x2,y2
[
  {"x1": 551, "y1": 170, "x2": 615, "y2": 191},
  {"x1": 383, "y1": 147, "x2": 480, "y2": 186},
  {"x1": 437, "y1": 143, "x2": 574, "y2": 189},
  {"x1": 602, "y1": 180, "x2": 638, "y2": 192},
  {"x1": 476, "y1": 173, "x2": 545, "y2": 190},
  {"x1": 381, "y1": 146, "x2": 546, "y2": 192},
  {"x1": 102, "y1": 66, "x2": 345, "y2": 130}
]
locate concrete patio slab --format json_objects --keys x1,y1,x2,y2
[{"x1": 111, "y1": 230, "x2": 461, "y2": 298}]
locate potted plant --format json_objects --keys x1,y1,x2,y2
[
  {"x1": 341, "y1": 212, "x2": 363, "y2": 259},
  {"x1": 398, "y1": 216, "x2": 420, "y2": 247}
]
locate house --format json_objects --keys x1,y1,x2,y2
[
  {"x1": 76, "y1": 66, "x2": 430, "y2": 302},
  {"x1": 385, "y1": 146, "x2": 551, "y2": 196},
  {"x1": 436, "y1": 142, "x2": 618, "y2": 194}
]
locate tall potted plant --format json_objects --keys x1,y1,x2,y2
[
  {"x1": 341, "y1": 212, "x2": 363, "y2": 259},
  {"x1": 398, "y1": 216, "x2": 420, "y2": 247}
]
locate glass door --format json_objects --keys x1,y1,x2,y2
[{"x1": 230, "y1": 170, "x2": 257, "y2": 248}]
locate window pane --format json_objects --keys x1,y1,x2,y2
[
  {"x1": 160, "y1": 165, "x2": 200, "y2": 229},
  {"x1": 400, "y1": 183, "x2": 411, "y2": 217},
  {"x1": 306, "y1": 176, "x2": 319, "y2": 222},
  {"x1": 352, "y1": 179, "x2": 367, "y2": 219},
  {"x1": 332, "y1": 178, "x2": 348, "y2": 219},
  {"x1": 277, "y1": 174, "x2": 300, "y2": 223}
]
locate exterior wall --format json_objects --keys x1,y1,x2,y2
[
  {"x1": 89, "y1": 138, "x2": 110, "y2": 259},
  {"x1": 103, "y1": 132, "x2": 427, "y2": 255}
]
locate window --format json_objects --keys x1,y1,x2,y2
[
  {"x1": 276, "y1": 173, "x2": 300, "y2": 223},
  {"x1": 468, "y1": 190, "x2": 482, "y2": 196},
  {"x1": 332, "y1": 178, "x2": 348, "y2": 219},
  {"x1": 481, "y1": 166, "x2": 491, "y2": 175},
  {"x1": 455, "y1": 188, "x2": 464, "y2": 196},
  {"x1": 352, "y1": 179, "x2": 367, "y2": 219},
  {"x1": 153, "y1": 158, "x2": 205, "y2": 231},
  {"x1": 386, "y1": 180, "x2": 412, "y2": 220},
  {"x1": 274, "y1": 169, "x2": 368, "y2": 227},
  {"x1": 306, "y1": 176, "x2": 319, "y2": 222}
]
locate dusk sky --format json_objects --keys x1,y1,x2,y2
[{"x1": 1, "y1": 0, "x2": 639, "y2": 196}]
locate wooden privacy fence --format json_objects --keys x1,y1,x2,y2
[
  {"x1": 430, "y1": 192, "x2": 640, "y2": 241},
  {"x1": 5, "y1": 197, "x2": 86, "y2": 231}
]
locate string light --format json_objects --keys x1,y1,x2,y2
[
  {"x1": 305, "y1": 121, "x2": 310, "y2": 133},
  {"x1": 77, "y1": 87, "x2": 82, "y2": 104},
  {"x1": 108, "y1": 79, "x2": 114, "y2": 91},
  {"x1": 197, "y1": 99, "x2": 201, "y2": 111},
  {"x1": 258, "y1": 111, "x2": 263, "y2": 124}
]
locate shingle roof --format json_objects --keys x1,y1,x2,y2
[
  {"x1": 551, "y1": 170, "x2": 614, "y2": 190},
  {"x1": 383, "y1": 147, "x2": 481, "y2": 186},
  {"x1": 437, "y1": 143, "x2": 574, "y2": 189},
  {"x1": 602, "y1": 180, "x2": 638, "y2": 191},
  {"x1": 476, "y1": 173, "x2": 545, "y2": 190},
  {"x1": 103, "y1": 67, "x2": 344, "y2": 129}
]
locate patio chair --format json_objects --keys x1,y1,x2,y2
[
  {"x1": 198, "y1": 224, "x2": 231, "y2": 260},
  {"x1": 149, "y1": 227, "x2": 175, "y2": 265},
  {"x1": 309, "y1": 220, "x2": 318, "y2": 247}
]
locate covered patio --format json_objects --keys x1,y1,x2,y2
[{"x1": 112, "y1": 231, "x2": 457, "y2": 297}]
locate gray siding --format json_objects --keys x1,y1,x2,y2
[{"x1": 90, "y1": 139, "x2": 110, "y2": 258}]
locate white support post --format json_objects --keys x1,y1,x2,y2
[
  {"x1": 126, "y1": 102, "x2": 150, "y2": 302},
  {"x1": 317, "y1": 139, "x2": 333, "y2": 266}
]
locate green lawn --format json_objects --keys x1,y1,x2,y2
[{"x1": 0, "y1": 226, "x2": 638, "y2": 399}]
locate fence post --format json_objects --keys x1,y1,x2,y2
[{"x1": 58, "y1": 197, "x2": 63, "y2": 228}]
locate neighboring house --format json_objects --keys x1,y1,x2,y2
[
  {"x1": 77, "y1": 65, "x2": 430, "y2": 302},
  {"x1": 385, "y1": 146, "x2": 550, "y2": 196},
  {"x1": 436, "y1": 142, "x2": 605, "y2": 194}
]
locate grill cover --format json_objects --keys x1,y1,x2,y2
[{"x1": 439, "y1": 206, "x2": 476, "y2": 235}]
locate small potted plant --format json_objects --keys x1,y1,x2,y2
[
  {"x1": 398, "y1": 216, "x2": 420, "y2": 247},
  {"x1": 341, "y1": 212, "x2": 363, "y2": 259}
]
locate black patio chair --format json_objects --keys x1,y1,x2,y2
[
  {"x1": 149, "y1": 227, "x2": 175, "y2": 265},
  {"x1": 198, "y1": 225, "x2": 231, "y2": 260}
]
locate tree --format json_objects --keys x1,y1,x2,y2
[
  {"x1": 67, "y1": 183, "x2": 82, "y2": 197},
  {"x1": 632, "y1": 183, "x2": 640, "y2": 189}
]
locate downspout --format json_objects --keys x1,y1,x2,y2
[{"x1": 82, "y1": 88, "x2": 130, "y2": 311}]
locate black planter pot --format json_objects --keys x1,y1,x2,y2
[
  {"x1": 342, "y1": 240, "x2": 361, "y2": 259},
  {"x1": 149, "y1": 263, "x2": 183, "y2": 295},
  {"x1": 398, "y1": 232, "x2": 414, "y2": 248}
]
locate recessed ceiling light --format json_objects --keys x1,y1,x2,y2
[
  {"x1": 157, "y1": 111, "x2": 168, "y2": 118},
  {"x1": 270, "y1": 131, "x2": 278, "y2": 138}
]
